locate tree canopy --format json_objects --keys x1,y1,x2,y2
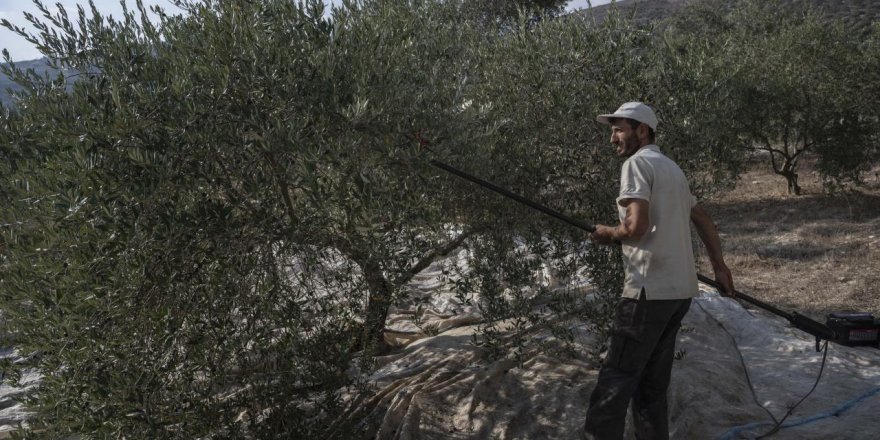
[
  {"x1": 1, "y1": 0, "x2": 878, "y2": 438},
  {"x1": 667, "y1": 0, "x2": 879, "y2": 194}
]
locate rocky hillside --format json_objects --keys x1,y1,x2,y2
[{"x1": 582, "y1": 0, "x2": 880, "y2": 34}]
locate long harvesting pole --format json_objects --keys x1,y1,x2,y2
[
  {"x1": 429, "y1": 159, "x2": 598, "y2": 232},
  {"x1": 430, "y1": 159, "x2": 837, "y2": 343}
]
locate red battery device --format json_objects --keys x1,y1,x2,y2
[{"x1": 825, "y1": 313, "x2": 880, "y2": 347}]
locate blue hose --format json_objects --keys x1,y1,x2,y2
[{"x1": 717, "y1": 386, "x2": 880, "y2": 440}]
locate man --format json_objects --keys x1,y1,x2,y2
[{"x1": 584, "y1": 102, "x2": 734, "y2": 440}]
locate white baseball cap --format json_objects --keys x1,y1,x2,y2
[{"x1": 596, "y1": 102, "x2": 658, "y2": 130}]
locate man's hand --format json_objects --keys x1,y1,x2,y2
[
  {"x1": 590, "y1": 199, "x2": 649, "y2": 246},
  {"x1": 590, "y1": 224, "x2": 617, "y2": 245},
  {"x1": 713, "y1": 264, "x2": 735, "y2": 298}
]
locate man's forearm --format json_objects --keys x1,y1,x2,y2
[
  {"x1": 613, "y1": 198, "x2": 649, "y2": 241},
  {"x1": 608, "y1": 220, "x2": 642, "y2": 241},
  {"x1": 691, "y1": 205, "x2": 726, "y2": 268},
  {"x1": 691, "y1": 204, "x2": 735, "y2": 296}
]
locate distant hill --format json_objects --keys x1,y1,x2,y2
[
  {"x1": 581, "y1": 0, "x2": 880, "y2": 34},
  {"x1": 0, "y1": 58, "x2": 65, "y2": 107}
]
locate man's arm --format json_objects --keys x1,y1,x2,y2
[
  {"x1": 590, "y1": 198, "x2": 650, "y2": 244},
  {"x1": 691, "y1": 203, "x2": 735, "y2": 297}
]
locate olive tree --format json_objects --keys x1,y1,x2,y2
[
  {"x1": 865, "y1": 24, "x2": 880, "y2": 170},
  {"x1": 0, "y1": 0, "x2": 504, "y2": 437},
  {"x1": 453, "y1": 6, "x2": 744, "y2": 358},
  {"x1": 677, "y1": 0, "x2": 876, "y2": 194},
  {"x1": 460, "y1": 0, "x2": 568, "y2": 25},
  {"x1": 0, "y1": 0, "x2": 745, "y2": 437}
]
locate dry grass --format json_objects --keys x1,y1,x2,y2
[{"x1": 695, "y1": 158, "x2": 880, "y2": 320}]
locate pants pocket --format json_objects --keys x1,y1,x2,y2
[
  {"x1": 613, "y1": 296, "x2": 646, "y2": 340},
  {"x1": 607, "y1": 333, "x2": 649, "y2": 372},
  {"x1": 606, "y1": 297, "x2": 648, "y2": 372}
]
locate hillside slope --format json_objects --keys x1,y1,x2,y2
[
  {"x1": 583, "y1": 0, "x2": 880, "y2": 34},
  {"x1": 0, "y1": 58, "x2": 63, "y2": 107}
]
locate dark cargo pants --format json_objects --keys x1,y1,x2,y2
[{"x1": 583, "y1": 291, "x2": 692, "y2": 440}]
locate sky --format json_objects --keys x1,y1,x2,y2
[{"x1": 1, "y1": 0, "x2": 612, "y2": 61}]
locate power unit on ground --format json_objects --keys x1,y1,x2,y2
[{"x1": 826, "y1": 313, "x2": 880, "y2": 347}]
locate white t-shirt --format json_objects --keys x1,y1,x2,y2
[{"x1": 616, "y1": 144, "x2": 698, "y2": 300}]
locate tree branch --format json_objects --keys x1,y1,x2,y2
[
  {"x1": 757, "y1": 134, "x2": 784, "y2": 174},
  {"x1": 393, "y1": 225, "x2": 486, "y2": 288},
  {"x1": 791, "y1": 141, "x2": 811, "y2": 163}
]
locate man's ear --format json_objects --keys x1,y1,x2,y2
[{"x1": 637, "y1": 123, "x2": 649, "y2": 143}]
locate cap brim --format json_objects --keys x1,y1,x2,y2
[{"x1": 596, "y1": 114, "x2": 617, "y2": 125}]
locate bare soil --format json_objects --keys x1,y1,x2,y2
[{"x1": 696, "y1": 158, "x2": 880, "y2": 320}]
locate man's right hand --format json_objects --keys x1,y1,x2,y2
[{"x1": 590, "y1": 224, "x2": 617, "y2": 245}]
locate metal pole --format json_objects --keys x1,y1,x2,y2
[
  {"x1": 430, "y1": 160, "x2": 597, "y2": 233},
  {"x1": 430, "y1": 159, "x2": 837, "y2": 342}
]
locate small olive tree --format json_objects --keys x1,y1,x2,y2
[
  {"x1": 673, "y1": 0, "x2": 876, "y2": 194},
  {"x1": 865, "y1": 23, "x2": 880, "y2": 171}
]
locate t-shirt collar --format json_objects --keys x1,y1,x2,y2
[{"x1": 635, "y1": 144, "x2": 660, "y2": 155}]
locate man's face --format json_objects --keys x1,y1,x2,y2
[{"x1": 610, "y1": 119, "x2": 644, "y2": 157}]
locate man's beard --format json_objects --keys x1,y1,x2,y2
[{"x1": 619, "y1": 136, "x2": 641, "y2": 157}]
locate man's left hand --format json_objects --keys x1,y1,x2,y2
[{"x1": 713, "y1": 264, "x2": 735, "y2": 298}]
